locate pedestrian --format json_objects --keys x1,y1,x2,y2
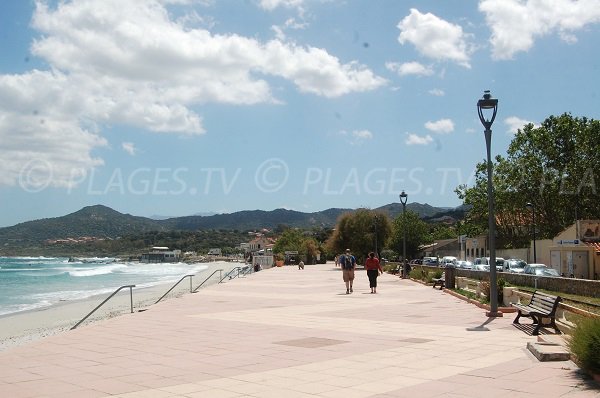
[
  {"x1": 298, "y1": 260, "x2": 304, "y2": 270},
  {"x1": 365, "y1": 252, "x2": 383, "y2": 293},
  {"x1": 340, "y1": 248, "x2": 356, "y2": 294}
]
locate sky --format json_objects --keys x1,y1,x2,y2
[{"x1": 1, "y1": 0, "x2": 600, "y2": 227}]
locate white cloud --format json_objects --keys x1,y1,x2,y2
[
  {"x1": 122, "y1": 142, "x2": 137, "y2": 156},
  {"x1": 271, "y1": 18, "x2": 308, "y2": 41},
  {"x1": 386, "y1": 61, "x2": 433, "y2": 76},
  {"x1": 259, "y1": 0, "x2": 305, "y2": 11},
  {"x1": 397, "y1": 9, "x2": 473, "y2": 68},
  {"x1": 505, "y1": 116, "x2": 536, "y2": 134},
  {"x1": 480, "y1": 0, "x2": 600, "y2": 60},
  {"x1": 405, "y1": 133, "x2": 433, "y2": 146},
  {"x1": 338, "y1": 129, "x2": 374, "y2": 145},
  {"x1": 428, "y1": 88, "x2": 445, "y2": 96},
  {"x1": 0, "y1": 0, "x2": 386, "y2": 188},
  {"x1": 0, "y1": 70, "x2": 106, "y2": 188},
  {"x1": 425, "y1": 119, "x2": 454, "y2": 134},
  {"x1": 352, "y1": 129, "x2": 373, "y2": 140}
]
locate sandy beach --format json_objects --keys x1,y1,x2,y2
[{"x1": 0, "y1": 261, "x2": 241, "y2": 351}]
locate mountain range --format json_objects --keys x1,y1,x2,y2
[{"x1": 0, "y1": 203, "x2": 467, "y2": 246}]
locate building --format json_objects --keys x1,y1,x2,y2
[
  {"x1": 248, "y1": 236, "x2": 275, "y2": 253},
  {"x1": 544, "y1": 220, "x2": 600, "y2": 279},
  {"x1": 140, "y1": 246, "x2": 181, "y2": 263},
  {"x1": 207, "y1": 248, "x2": 222, "y2": 256}
]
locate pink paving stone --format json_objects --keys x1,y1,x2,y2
[{"x1": 0, "y1": 264, "x2": 598, "y2": 398}]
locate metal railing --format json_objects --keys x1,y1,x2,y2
[
  {"x1": 219, "y1": 266, "x2": 246, "y2": 282},
  {"x1": 193, "y1": 269, "x2": 223, "y2": 292},
  {"x1": 155, "y1": 274, "x2": 195, "y2": 304},
  {"x1": 71, "y1": 285, "x2": 135, "y2": 330},
  {"x1": 71, "y1": 264, "x2": 251, "y2": 330}
]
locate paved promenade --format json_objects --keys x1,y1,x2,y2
[{"x1": 0, "y1": 263, "x2": 598, "y2": 397}]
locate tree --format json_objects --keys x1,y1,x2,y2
[
  {"x1": 457, "y1": 113, "x2": 600, "y2": 246},
  {"x1": 273, "y1": 229, "x2": 304, "y2": 254},
  {"x1": 388, "y1": 210, "x2": 429, "y2": 259},
  {"x1": 326, "y1": 209, "x2": 392, "y2": 263}
]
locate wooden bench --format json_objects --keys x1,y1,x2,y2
[
  {"x1": 512, "y1": 291, "x2": 562, "y2": 335},
  {"x1": 432, "y1": 274, "x2": 445, "y2": 289}
]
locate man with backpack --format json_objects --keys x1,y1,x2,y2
[{"x1": 340, "y1": 248, "x2": 356, "y2": 294}]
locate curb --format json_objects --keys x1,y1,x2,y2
[{"x1": 443, "y1": 287, "x2": 517, "y2": 313}]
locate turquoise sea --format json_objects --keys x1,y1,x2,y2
[{"x1": 0, "y1": 257, "x2": 210, "y2": 316}]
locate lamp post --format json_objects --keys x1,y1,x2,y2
[
  {"x1": 399, "y1": 190, "x2": 408, "y2": 278},
  {"x1": 526, "y1": 202, "x2": 537, "y2": 263},
  {"x1": 477, "y1": 90, "x2": 502, "y2": 317},
  {"x1": 373, "y1": 215, "x2": 379, "y2": 258}
]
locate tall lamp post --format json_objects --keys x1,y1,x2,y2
[
  {"x1": 373, "y1": 215, "x2": 379, "y2": 258},
  {"x1": 399, "y1": 191, "x2": 408, "y2": 278},
  {"x1": 526, "y1": 202, "x2": 537, "y2": 263},
  {"x1": 477, "y1": 90, "x2": 502, "y2": 317}
]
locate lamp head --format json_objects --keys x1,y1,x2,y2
[
  {"x1": 399, "y1": 190, "x2": 408, "y2": 205},
  {"x1": 526, "y1": 202, "x2": 534, "y2": 210},
  {"x1": 477, "y1": 90, "x2": 498, "y2": 129}
]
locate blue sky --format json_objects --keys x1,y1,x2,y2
[{"x1": 1, "y1": 0, "x2": 599, "y2": 227}]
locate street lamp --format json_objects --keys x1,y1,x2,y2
[
  {"x1": 399, "y1": 190, "x2": 408, "y2": 278},
  {"x1": 477, "y1": 90, "x2": 502, "y2": 317},
  {"x1": 373, "y1": 215, "x2": 379, "y2": 258},
  {"x1": 526, "y1": 202, "x2": 537, "y2": 263}
]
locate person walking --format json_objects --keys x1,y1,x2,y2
[
  {"x1": 340, "y1": 249, "x2": 356, "y2": 294},
  {"x1": 365, "y1": 252, "x2": 383, "y2": 293}
]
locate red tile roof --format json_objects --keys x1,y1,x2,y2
[{"x1": 584, "y1": 242, "x2": 600, "y2": 254}]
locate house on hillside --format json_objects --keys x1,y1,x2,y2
[{"x1": 248, "y1": 236, "x2": 275, "y2": 254}]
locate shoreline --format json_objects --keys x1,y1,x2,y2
[{"x1": 0, "y1": 261, "x2": 239, "y2": 352}]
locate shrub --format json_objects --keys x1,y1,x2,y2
[
  {"x1": 433, "y1": 270, "x2": 443, "y2": 279},
  {"x1": 425, "y1": 272, "x2": 434, "y2": 284},
  {"x1": 569, "y1": 317, "x2": 600, "y2": 373}
]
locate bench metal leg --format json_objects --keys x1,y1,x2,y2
[{"x1": 513, "y1": 311, "x2": 522, "y2": 324}]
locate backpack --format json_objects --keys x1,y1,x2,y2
[{"x1": 343, "y1": 254, "x2": 354, "y2": 269}]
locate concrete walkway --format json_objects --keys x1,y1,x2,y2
[{"x1": 0, "y1": 263, "x2": 598, "y2": 397}]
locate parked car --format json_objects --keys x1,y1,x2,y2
[
  {"x1": 422, "y1": 257, "x2": 439, "y2": 266},
  {"x1": 523, "y1": 264, "x2": 560, "y2": 277},
  {"x1": 455, "y1": 260, "x2": 473, "y2": 269},
  {"x1": 479, "y1": 257, "x2": 505, "y2": 272},
  {"x1": 472, "y1": 263, "x2": 490, "y2": 271},
  {"x1": 441, "y1": 256, "x2": 458, "y2": 268},
  {"x1": 503, "y1": 259, "x2": 527, "y2": 273}
]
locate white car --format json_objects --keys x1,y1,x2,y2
[
  {"x1": 504, "y1": 259, "x2": 526, "y2": 273},
  {"x1": 523, "y1": 264, "x2": 560, "y2": 277},
  {"x1": 441, "y1": 256, "x2": 458, "y2": 267},
  {"x1": 455, "y1": 260, "x2": 473, "y2": 269}
]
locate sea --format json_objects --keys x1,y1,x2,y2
[{"x1": 0, "y1": 256, "x2": 212, "y2": 316}]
